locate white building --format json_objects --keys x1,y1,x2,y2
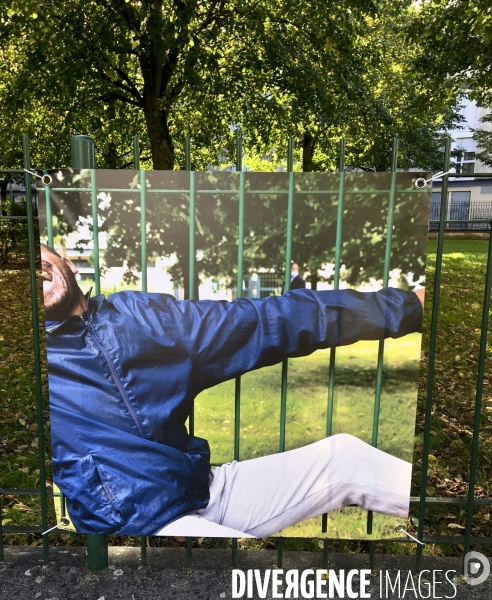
[{"x1": 431, "y1": 98, "x2": 492, "y2": 231}]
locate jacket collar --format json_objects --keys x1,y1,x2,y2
[{"x1": 45, "y1": 291, "x2": 109, "y2": 333}]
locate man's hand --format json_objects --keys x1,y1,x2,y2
[{"x1": 414, "y1": 288, "x2": 425, "y2": 312}]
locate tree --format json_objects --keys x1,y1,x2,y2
[
  {"x1": 2, "y1": 0, "x2": 379, "y2": 171},
  {"x1": 409, "y1": 0, "x2": 492, "y2": 104},
  {"x1": 5, "y1": 1, "x2": 462, "y2": 296},
  {"x1": 473, "y1": 114, "x2": 492, "y2": 168},
  {"x1": 296, "y1": 1, "x2": 462, "y2": 174},
  {"x1": 2, "y1": 1, "x2": 461, "y2": 176},
  {"x1": 229, "y1": 1, "x2": 462, "y2": 176}
]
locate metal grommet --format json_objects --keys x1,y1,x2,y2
[
  {"x1": 42, "y1": 516, "x2": 71, "y2": 535},
  {"x1": 395, "y1": 523, "x2": 425, "y2": 546},
  {"x1": 415, "y1": 178, "x2": 427, "y2": 189},
  {"x1": 23, "y1": 169, "x2": 53, "y2": 186}
]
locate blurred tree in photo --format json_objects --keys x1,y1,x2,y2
[{"x1": 40, "y1": 170, "x2": 429, "y2": 296}]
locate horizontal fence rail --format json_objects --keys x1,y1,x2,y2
[{"x1": 1, "y1": 136, "x2": 492, "y2": 574}]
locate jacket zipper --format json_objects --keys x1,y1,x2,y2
[{"x1": 81, "y1": 316, "x2": 145, "y2": 437}]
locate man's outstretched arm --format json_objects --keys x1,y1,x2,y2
[{"x1": 144, "y1": 287, "x2": 423, "y2": 393}]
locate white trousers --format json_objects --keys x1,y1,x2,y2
[{"x1": 195, "y1": 433, "x2": 412, "y2": 538}]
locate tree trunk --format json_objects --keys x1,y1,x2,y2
[
  {"x1": 178, "y1": 244, "x2": 200, "y2": 301},
  {"x1": 143, "y1": 104, "x2": 175, "y2": 170},
  {"x1": 105, "y1": 140, "x2": 119, "y2": 169},
  {"x1": 302, "y1": 129, "x2": 315, "y2": 173},
  {"x1": 303, "y1": 131, "x2": 318, "y2": 288}
]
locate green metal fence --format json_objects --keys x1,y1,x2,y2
[{"x1": 1, "y1": 134, "x2": 492, "y2": 573}]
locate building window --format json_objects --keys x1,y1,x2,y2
[{"x1": 456, "y1": 151, "x2": 476, "y2": 174}]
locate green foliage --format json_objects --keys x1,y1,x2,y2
[
  {"x1": 1, "y1": 0, "x2": 461, "y2": 173},
  {"x1": 473, "y1": 113, "x2": 492, "y2": 168},
  {"x1": 0, "y1": 0, "x2": 377, "y2": 169},
  {"x1": 0, "y1": 197, "x2": 30, "y2": 264},
  {"x1": 409, "y1": 0, "x2": 492, "y2": 105}
]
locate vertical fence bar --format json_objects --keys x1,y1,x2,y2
[
  {"x1": 277, "y1": 138, "x2": 294, "y2": 570},
  {"x1": 72, "y1": 135, "x2": 108, "y2": 570},
  {"x1": 133, "y1": 137, "x2": 149, "y2": 564},
  {"x1": 90, "y1": 170, "x2": 101, "y2": 296},
  {"x1": 186, "y1": 138, "x2": 195, "y2": 559},
  {"x1": 277, "y1": 538, "x2": 284, "y2": 568},
  {"x1": 232, "y1": 138, "x2": 244, "y2": 566},
  {"x1": 367, "y1": 136, "x2": 398, "y2": 535},
  {"x1": 138, "y1": 178, "x2": 147, "y2": 569},
  {"x1": 133, "y1": 136, "x2": 140, "y2": 170},
  {"x1": 186, "y1": 537, "x2": 193, "y2": 564},
  {"x1": 185, "y1": 136, "x2": 191, "y2": 171},
  {"x1": 140, "y1": 535, "x2": 148, "y2": 566},
  {"x1": 22, "y1": 134, "x2": 49, "y2": 562},
  {"x1": 43, "y1": 171, "x2": 53, "y2": 247},
  {"x1": 140, "y1": 169, "x2": 147, "y2": 292},
  {"x1": 234, "y1": 138, "x2": 244, "y2": 462},
  {"x1": 0, "y1": 497, "x2": 3, "y2": 561},
  {"x1": 134, "y1": 136, "x2": 145, "y2": 468},
  {"x1": 369, "y1": 541, "x2": 375, "y2": 569},
  {"x1": 371, "y1": 137, "x2": 398, "y2": 441},
  {"x1": 326, "y1": 138, "x2": 346, "y2": 437},
  {"x1": 187, "y1": 148, "x2": 195, "y2": 444},
  {"x1": 322, "y1": 138, "x2": 346, "y2": 537},
  {"x1": 279, "y1": 138, "x2": 295, "y2": 453},
  {"x1": 189, "y1": 171, "x2": 196, "y2": 302},
  {"x1": 416, "y1": 138, "x2": 451, "y2": 569},
  {"x1": 322, "y1": 539, "x2": 329, "y2": 568},
  {"x1": 463, "y1": 223, "x2": 492, "y2": 562},
  {"x1": 59, "y1": 491, "x2": 66, "y2": 518}
]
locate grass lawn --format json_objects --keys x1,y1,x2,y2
[
  {"x1": 1, "y1": 238, "x2": 491, "y2": 554},
  {"x1": 410, "y1": 239, "x2": 492, "y2": 551},
  {"x1": 195, "y1": 335, "x2": 421, "y2": 541}
]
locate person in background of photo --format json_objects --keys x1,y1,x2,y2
[
  {"x1": 290, "y1": 262, "x2": 306, "y2": 290},
  {"x1": 40, "y1": 243, "x2": 425, "y2": 537}
]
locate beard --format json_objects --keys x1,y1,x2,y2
[{"x1": 43, "y1": 261, "x2": 81, "y2": 320}]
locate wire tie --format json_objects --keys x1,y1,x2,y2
[
  {"x1": 42, "y1": 517, "x2": 71, "y2": 535},
  {"x1": 415, "y1": 171, "x2": 453, "y2": 189},
  {"x1": 23, "y1": 169, "x2": 53, "y2": 186},
  {"x1": 395, "y1": 524, "x2": 425, "y2": 546}
]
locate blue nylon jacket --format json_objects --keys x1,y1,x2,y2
[{"x1": 45, "y1": 288, "x2": 422, "y2": 534}]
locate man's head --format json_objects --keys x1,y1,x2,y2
[
  {"x1": 40, "y1": 244, "x2": 86, "y2": 319},
  {"x1": 291, "y1": 263, "x2": 299, "y2": 277}
]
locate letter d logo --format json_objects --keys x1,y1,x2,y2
[{"x1": 464, "y1": 551, "x2": 490, "y2": 586}]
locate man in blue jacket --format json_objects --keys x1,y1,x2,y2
[{"x1": 41, "y1": 243, "x2": 424, "y2": 537}]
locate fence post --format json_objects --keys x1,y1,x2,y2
[
  {"x1": 71, "y1": 135, "x2": 96, "y2": 170},
  {"x1": 416, "y1": 137, "x2": 452, "y2": 570},
  {"x1": 71, "y1": 135, "x2": 109, "y2": 571},
  {"x1": 22, "y1": 134, "x2": 50, "y2": 563}
]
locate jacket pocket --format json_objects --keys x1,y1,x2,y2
[{"x1": 75, "y1": 454, "x2": 127, "y2": 530}]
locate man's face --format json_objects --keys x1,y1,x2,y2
[{"x1": 41, "y1": 246, "x2": 81, "y2": 319}]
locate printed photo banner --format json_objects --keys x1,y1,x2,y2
[{"x1": 37, "y1": 169, "x2": 431, "y2": 540}]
